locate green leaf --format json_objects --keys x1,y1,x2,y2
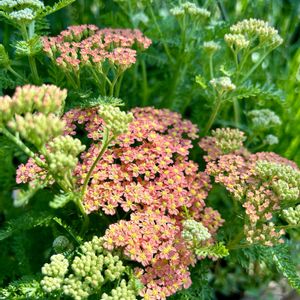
[
  {"x1": 0, "y1": 212, "x2": 54, "y2": 241},
  {"x1": 271, "y1": 245, "x2": 300, "y2": 292},
  {"x1": 49, "y1": 192, "x2": 73, "y2": 209},
  {"x1": 195, "y1": 243, "x2": 229, "y2": 259},
  {"x1": 37, "y1": 0, "x2": 75, "y2": 18},
  {"x1": 233, "y1": 82, "x2": 284, "y2": 102},
  {"x1": 14, "y1": 35, "x2": 42, "y2": 57}
]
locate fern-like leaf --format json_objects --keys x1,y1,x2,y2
[
  {"x1": 37, "y1": 0, "x2": 76, "y2": 18},
  {"x1": 195, "y1": 243, "x2": 229, "y2": 259},
  {"x1": 0, "y1": 212, "x2": 54, "y2": 241},
  {"x1": 271, "y1": 245, "x2": 300, "y2": 292}
]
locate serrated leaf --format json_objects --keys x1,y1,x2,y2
[
  {"x1": 14, "y1": 35, "x2": 42, "y2": 57},
  {"x1": 0, "y1": 212, "x2": 53, "y2": 241},
  {"x1": 37, "y1": 0, "x2": 75, "y2": 18},
  {"x1": 49, "y1": 192, "x2": 73, "y2": 209},
  {"x1": 234, "y1": 82, "x2": 284, "y2": 102},
  {"x1": 195, "y1": 243, "x2": 229, "y2": 259},
  {"x1": 271, "y1": 246, "x2": 300, "y2": 292}
]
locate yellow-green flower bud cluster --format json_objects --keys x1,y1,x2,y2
[
  {"x1": 248, "y1": 109, "x2": 281, "y2": 129},
  {"x1": 41, "y1": 254, "x2": 69, "y2": 293},
  {"x1": 212, "y1": 128, "x2": 246, "y2": 154},
  {"x1": 224, "y1": 33, "x2": 250, "y2": 50},
  {"x1": 229, "y1": 18, "x2": 283, "y2": 48},
  {"x1": 182, "y1": 219, "x2": 211, "y2": 244},
  {"x1": 98, "y1": 105, "x2": 134, "y2": 137},
  {"x1": 282, "y1": 205, "x2": 300, "y2": 225},
  {"x1": 170, "y1": 2, "x2": 210, "y2": 21},
  {"x1": 44, "y1": 135, "x2": 86, "y2": 176},
  {"x1": 256, "y1": 161, "x2": 300, "y2": 201},
  {"x1": 0, "y1": 85, "x2": 67, "y2": 127},
  {"x1": 210, "y1": 76, "x2": 236, "y2": 93},
  {"x1": 203, "y1": 41, "x2": 221, "y2": 55},
  {"x1": 8, "y1": 113, "x2": 65, "y2": 149},
  {"x1": 101, "y1": 279, "x2": 137, "y2": 300},
  {"x1": 41, "y1": 236, "x2": 130, "y2": 300}
]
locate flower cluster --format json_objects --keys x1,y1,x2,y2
[
  {"x1": 199, "y1": 127, "x2": 246, "y2": 161},
  {"x1": 98, "y1": 105, "x2": 134, "y2": 137},
  {"x1": 42, "y1": 25, "x2": 151, "y2": 72},
  {"x1": 210, "y1": 77, "x2": 236, "y2": 94},
  {"x1": 170, "y1": 2, "x2": 211, "y2": 21},
  {"x1": 200, "y1": 128, "x2": 299, "y2": 246},
  {"x1": 248, "y1": 109, "x2": 281, "y2": 129},
  {"x1": 0, "y1": 84, "x2": 66, "y2": 126},
  {"x1": 61, "y1": 106, "x2": 224, "y2": 299},
  {"x1": 203, "y1": 41, "x2": 221, "y2": 55},
  {"x1": 0, "y1": 0, "x2": 44, "y2": 22},
  {"x1": 0, "y1": 85, "x2": 85, "y2": 191},
  {"x1": 282, "y1": 205, "x2": 300, "y2": 225},
  {"x1": 224, "y1": 33, "x2": 250, "y2": 50},
  {"x1": 182, "y1": 219, "x2": 211, "y2": 244},
  {"x1": 41, "y1": 236, "x2": 138, "y2": 300},
  {"x1": 229, "y1": 18, "x2": 283, "y2": 48}
]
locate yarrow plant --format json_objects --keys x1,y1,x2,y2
[
  {"x1": 42, "y1": 25, "x2": 151, "y2": 95},
  {"x1": 0, "y1": 2, "x2": 300, "y2": 300}
]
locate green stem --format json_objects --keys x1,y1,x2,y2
[
  {"x1": 7, "y1": 66, "x2": 27, "y2": 82},
  {"x1": 80, "y1": 128, "x2": 113, "y2": 200},
  {"x1": 233, "y1": 98, "x2": 241, "y2": 127},
  {"x1": 109, "y1": 70, "x2": 122, "y2": 97},
  {"x1": 203, "y1": 94, "x2": 222, "y2": 135},
  {"x1": 115, "y1": 72, "x2": 124, "y2": 98},
  {"x1": 20, "y1": 25, "x2": 40, "y2": 84},
  {"x1": 0, "y1": 128, "x2": 46, "y2": 167},
  {"x1": 90, "y1": 67, "x2": 105, "y2": 94},
  {"x1": 141, "y1": 60, "x2": 148, "y2": 106},
  {"x1": 209, "y1": 54, "x2": 214, "y2": 79},
  {"x1": 241, "y1": 48, "x2": 273, "y2": 84},
  {"x1": 148, "y1": 4, "x2": 174, "y2": 64}
]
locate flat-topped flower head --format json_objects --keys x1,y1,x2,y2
[
  {"x1": 224, "y1": 33, "x2": 250, "y2": 50},
  {"x1": 210, "y1": 77, "x2": 236, "y2": 93},
  {"x1": 0, "y1": 0, "x2": 44, "y2": 23},
  {"x1": 229, "y1": 18, "x2": 283, "y2": 47},
  {"x1": 42, "y1": 25, "x2": 151, "y2": 71},
  {"x1": 248, "y1": 109, "x2": 281, "y2": 129},
  {"x1": 203, "y1": 41, "x2": 221, "y2": 55}
]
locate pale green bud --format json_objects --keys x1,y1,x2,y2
[
  {"x1": 98, "y1": 105, "x2": 133, "y2": 136},
  {"x1": 212, "y1": 128, "x2": 246, "y2": 153},
  {"x1": 282, "y1": 205, "x2": 300, "y2": 225},
  {"x1": 210, "y1": 76, "x2": 236, "y2": 93},
  {"x1": 8, "y1": 113, "x2": 65, "y2": 149}
]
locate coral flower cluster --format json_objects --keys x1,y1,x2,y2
[
  {"x1": 200, "y1": 128, "x2": 300, "y2": 246},
  {"x1": 42, "y1": 25, "x2": 152, "y2": 71},
  {"x1": 61, "y1": 107, "x2": 224, "y2": 299}
]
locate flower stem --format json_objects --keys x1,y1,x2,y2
[
  {"x1": 80, "y1": 127, "x2": 113, "y2": 200},
  {"x1": 203, "y1": 94, "x2": 222, "y2": 135},
  {"x1": 20, "y1": 25, "x2": 40, "y2": 84},
  {"x1": 7, "y1": 66, "x2": 27, "y2": 82}
]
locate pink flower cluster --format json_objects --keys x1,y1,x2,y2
[
  {"x1": 42, "y1": 25, "x2": 152, "y2": 71},
  {"x1": 200, "y1": 131, "x2": 298, "y2": 246},
  {"x1": 62, "y1": 107, "x2": 223, "y2": 299}
]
